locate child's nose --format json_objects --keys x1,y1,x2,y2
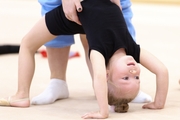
[{"x1": 129, "y1": 69, "x2": 137, "y2": 74}]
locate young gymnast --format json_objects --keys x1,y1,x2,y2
[
  {"x1": 32, "y1": 0, "x2": 152, "y2": 105},
  {"x1": 0, "y1": 0, "x2": 168, "y2": 119}
]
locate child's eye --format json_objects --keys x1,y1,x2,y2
[
  {"x1": 135, "y1": 76, "x2": 139, "y2": 79},
  {"x1": 122, "y1": 77, "x2": 129, "y2": 80}
]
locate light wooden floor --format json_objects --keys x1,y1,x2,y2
[{"x1": 0, "y1": 0, "x2": 180, "y2": 120}]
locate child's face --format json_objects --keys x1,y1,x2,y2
[{"x1": 109, "y1": 55, "x2": 140, "y2": 98}]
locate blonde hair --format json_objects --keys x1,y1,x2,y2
[{"x1": 107, "y1": 80, "x2": 134, "y2": 113}]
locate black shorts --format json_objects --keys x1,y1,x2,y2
[
  {"x1": 45, "y1": 0, "x2": 126, "y2": 36},
  {"x1": 45, "y1": 4, "x2": 85, "y2": 35},
  {"x1": 45, "y1": 0, "x2": 139, "y2": 64}
]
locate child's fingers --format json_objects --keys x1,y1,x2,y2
[
  {"x1": 81, "y1": 111, "x2": 105, "y2": 119},
  {"x1": 75, "y1": 0, "x2": 83, "y2": 12},
  {"x1": 81, "y1": 113, "x2": 94, "y2": 119},
  {"x1": 142, "y1": 102, "x2": 158, "y2": 109}
]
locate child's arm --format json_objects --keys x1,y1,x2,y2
[
  {"x1": 81, "y1": 50, "x2": 109, "y2": 119},
  {"x1": 140, "y1": 48, "x2": 168, "y2": 109}
]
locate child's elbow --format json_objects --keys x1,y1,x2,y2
[
  {"x1": 162, "y1": 66, "x2": 169, "y2": 78},
  {"x1": 157, "y1": 64, "x2": 169, "y2": 78}
]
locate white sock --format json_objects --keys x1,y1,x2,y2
[
  {"x1": 31, "y1": 79, "x2": 69, "y2": 105},
  {"x1": 131, "y1": 91, "x2": 152, "y2": 103},
  {"x1": 109, "y1": 105, "x2": 115, "y2": 113}
]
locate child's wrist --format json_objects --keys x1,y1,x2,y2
[
  {"x1": 99, "y1": 109, "x2": 109, "y2": 118},
  {"x1": 154, "y1": 98, "x2": 165, "y2": 109}
]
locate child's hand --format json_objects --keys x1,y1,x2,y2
[
  {"x1": 142, "y1": 102, "x2": 164, "y2": 109},
  {"x1": 81, "y1": 111, "x2": 108, "y2": 119},
  {"x1": 62, "y1": 0, "x2": 82, "y2": 25}
]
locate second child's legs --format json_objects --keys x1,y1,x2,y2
[
  {"x1": 31, "y1": 0, "x2": 73, "y2": 105},
  {"x1": 31, "y1": 46, "x2": 70, "y2": 105},
  {"x1": 31, "y1": 34, "x2": 93, "y2": 105}
]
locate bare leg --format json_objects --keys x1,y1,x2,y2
[
  {"x1": 31, "y1": 35, "x2": 91, "y2": 105},
  {"x1": 47, "y1": 47, "x2": 70, "y2": 80},
  {"x1": 0, "y1": 17, "x2": 57, "y2": 107},
  {"x1": 31, "y1": 35, "x2": 92, "y2": 105},
  {"x1": 31, "y1": 47, "x2": 70, "y2": 105}
]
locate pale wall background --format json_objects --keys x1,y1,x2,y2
[{"x1": 132, "y1": 0, "x2": 180, "y2": 4}]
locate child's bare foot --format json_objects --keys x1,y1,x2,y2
[{"x1": 0, "y1": 96, "x2": 30, "y2": 107}]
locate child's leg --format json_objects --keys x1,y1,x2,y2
[
  {"x1": 31, "y1": 46, "x2": 71, "y2": 105},
  {"x1": 31, "y1": 0, "x2": 79, "y2": 105},
  {"x1": 0, "y1": 16, "x2": 56, "y2": 107}
]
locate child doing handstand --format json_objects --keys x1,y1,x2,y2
[{"x1": 0, "y1": 0, "x2": 168, "y2": 119}]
